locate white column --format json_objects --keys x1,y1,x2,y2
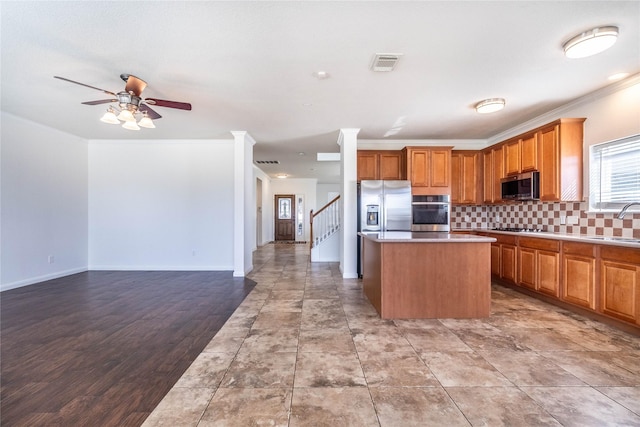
[
  {"x1": 231, "y1": 131, "x2": 257, "y2": 277},
  {"x1": 337, "y1": 128, "x2": 359, "y2": 278}
]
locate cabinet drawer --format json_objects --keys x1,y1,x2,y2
[
  {"x1": 563, "y1": 241, "x2": 595, "y2": 257},
  {"x1": 600, "y1": 245, "x2": 640, "y2": 264},
  {"x1": 519, "y1": 237, "x2": 560, "y2": 252},
  {"x1": 490, "y1": 233, "x2": 517, "y2": 245}
]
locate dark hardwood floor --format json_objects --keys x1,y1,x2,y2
[{"x1": 1, "y1": 271, "x2": 255, "y2": 426}]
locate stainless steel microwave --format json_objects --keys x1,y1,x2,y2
[{"x1": 501, "y1": 171, "x2": 540, "y2": 201}]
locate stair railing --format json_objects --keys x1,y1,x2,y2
[{"x1": 310, "y1": 195, "x2": 341, "y2": 250}]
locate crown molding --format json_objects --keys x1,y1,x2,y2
[{"x1": 488, "y1": 73, "x2": 640, "y2": 145}]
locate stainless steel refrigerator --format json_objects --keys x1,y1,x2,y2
[{"x1": 357, "y1": 180, "x2": 412, "y2": 276}]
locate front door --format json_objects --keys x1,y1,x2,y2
[{"x1": 275, "y1": 194, "x2": 295, "y2": 241}]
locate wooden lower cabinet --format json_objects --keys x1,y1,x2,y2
[
  {"x1": 485, "y1": 231, "x2": 640, "y2": 331},
  {"x1": 600, "y1": 246, "x2": 640, "y2": 325},
  {"x1": 517, "y1": 237, "x2": 560, "y2": 297},
  {"x1": 501, "y1": 244, "x2": 517, "y2": 283},
  {"x1": 490, "y1": 243, "x2": 500, "y2": 276},
  {"x1": 518, "y1": 247, "x2": 536, "y2": 289},
  {"x1": 538, "y1": 250, "x2": 560, "y2": 297},
  {"x1": 562, "y1": 242, "x2": 596, "y2": 310}
]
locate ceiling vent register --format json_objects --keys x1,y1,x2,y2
[
  {"x1": 255, "y1": 160, "x2": 280, "y2": 164},
  {"x1": 370, "y1": 53, "x2": 402, "y2": 72}
]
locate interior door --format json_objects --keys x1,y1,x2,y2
[{"x1": 275, "y1": 194, "x2": 295, "y2": 241}]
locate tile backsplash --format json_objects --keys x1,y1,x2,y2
[{"x1": 452, "y1": 201, "x2": 640, "y2": 239}]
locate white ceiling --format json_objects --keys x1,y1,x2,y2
[{"x1": 2, "y1": 1, "x2": 639, "y2": 184}]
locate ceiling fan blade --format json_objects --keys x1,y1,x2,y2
[
  {"x1": 121, "y1": 74, "x2": 147, "y2": 96},
  {"x1": 54, "y1": 76, "x2": 117, "y2": 96},
  {"x1": 144, "y1": 98, "x2": 192, "y2": 110},
  {"x1": 81, "y1": 99, "x2": 118, "y2": 105},
  {"x1": 139, "y1": 103, "x2": 162, "y2": 119}
]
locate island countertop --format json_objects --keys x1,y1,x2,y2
[{"x1": 359, "y1": 231, "x2": 496, "y2": 243}]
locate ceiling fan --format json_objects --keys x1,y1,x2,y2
[{"x1": 54, "y1": 73, "x2": 192, "y2": 130}]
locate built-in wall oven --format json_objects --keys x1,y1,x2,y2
[{"x1": 411, "y1": 195, "x2": 450, "y2": 232}]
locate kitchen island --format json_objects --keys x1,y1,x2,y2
[{"x1": 360, "y1": 232, "x2": 496, "y2": 319}]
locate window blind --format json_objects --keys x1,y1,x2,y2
[{"x1": 590, "y1": 134, "x2": 640, "y2": 210}]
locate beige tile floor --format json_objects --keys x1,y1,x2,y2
[{"x1": 143, "y1": 243, "x2": 640, "y2": 426}]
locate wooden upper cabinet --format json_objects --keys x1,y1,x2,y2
[
  {"x1": 403, "y1": 147, "x2": 452, "y2": 195},
  {"x1": 504, "y1": 139, "x2": 521, "y2": 176},
  {"x1": 491, "y1": 145, "x2": 504, "y2": 203},
  {"x1": 538, "y1": 119, "x2": 585, "y2": 201},
  {"x1": 520, "y1": 133, "x2": 538, "y2": 172},
  {"x1": 451, "y1": 151, "x2": 481, "y2": 204},
  {"x1": 379, "y1": 151, "x2": 403, "y2": 180},
  {"x1": 482, "y1": 147, "x2": 504, "y2": 204},
  {"x1": 357, "y1": 151, "x2": 378, "y2": 181},
  {"x1": 357, "y1": 150, "x2": 403, "y2": 181},
  {"x1": 504, "y1": 133, "x2": 537, "y2": 175}
]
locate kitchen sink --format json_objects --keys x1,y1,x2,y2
[{"x1": 588, "y1": 236, "x2": 640, "y2": 244}]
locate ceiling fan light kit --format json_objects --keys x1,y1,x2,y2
[
  {"x1": 100, "y1": 107, "x2": 120, "y2": 125},
  {"x1": 475, "y1": 98, "x2": 505, "y2": 114},
  {"x1": 54, "y1": 73, "x2": 192, "y2": 131},
  {"x1": 563, "y1": 26, "x2": 619, "y2": 58}
]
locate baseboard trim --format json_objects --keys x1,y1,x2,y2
[{"x1": 1, "y1": 267, "x2": 88, "y2": 292}]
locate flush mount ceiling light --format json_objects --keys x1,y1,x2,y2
[
  {"x1": 563, "y1": 26, "x2": 619, "y2": 58},
  {"x1": 276, "y1": 174, "x2": 288, "y2": 179},
  {"x1": 475, "y1": 98, "x2": 505, "y2": 114}
]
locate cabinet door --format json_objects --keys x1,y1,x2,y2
[
  {"x1": 379, "y1": 152, "x2": 403, "y2": 180},
  {"x1": 504, "y1": 140, "x2": 521, "y2": 176},
  {"x1": 451, "y1": 153, "x2": 462, "y2": 203},
  {"x1": 461, "y1": 153, "x2": 478, "y2": 203},
  {"x1": 538, "y1": 250, "x2": 560, "y2": 297},
  {"x1": 409, "y1": 150, "x2": 429, "y2": 187},
  {"x1": 492, "y1": 146, "x2": 504, "y2": 203},
  {"x1": 491, "y1": 243, "x2": 501, "y2": 276},
  {"x1": 518, "y1": 247, "x2": 536, "y2": 289},
  {"x1": 601, "y1": 260, "x2": 639, "y2": 324},
  {"x1": 563, "y1": 254, "x2": 596, "y2": 309},
  {"x1": 482, "y1": 150, "x2": 493, "y2": 203},
  {"x1": 357, "y1": 152, "x2": 379, "y2": 182},
  {"x1": 501, "y1": 245, "x2": 517, "y2": 283},
  {"x1": 539, "y1": 126, "x2": 560, "y2": 200},
  {"x1": 430, "y1": 149, "x2": 450, "y2": 188},
  {"x1": 521, "y1": 133, "x2": 538, "y2": 172}
]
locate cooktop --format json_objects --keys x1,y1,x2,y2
[{"x1": 492, "y1": 227, "x2": 546, "y2": 233}]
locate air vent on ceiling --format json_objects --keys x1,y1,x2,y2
[
  {"x1": 255, "y1": 160, "x2": 280, "y2": 164},
  {"x1": 370, "y1": 53, "x2": 403, "y2": 72}
]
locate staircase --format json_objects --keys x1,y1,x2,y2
[{"x1": 310, "y1": 195, "x2": 341, "y2": 262}]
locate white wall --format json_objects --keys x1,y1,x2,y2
[
  {"x1": 1, "y1": 113, "x2": 88, "y2": 290},
  {"x1": 270, "y1": 178, "x2": 317, "y2": 242},
  {"x1": 316, "y1": 183, "x2": 341, "y2": 208},
  {"x1": 88, "y1": 140, "x2": 235, "y2": 270}
]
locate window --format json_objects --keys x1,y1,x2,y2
[{"x1": 589, "y1": 134, "x2": 640, "y2": 211}]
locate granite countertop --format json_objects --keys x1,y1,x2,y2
[
  {"x1": 453, "y1": 228, "x2": 640, "y2": 248},
  {"x1": 359, "y1": 231, "x2": 496, "y2": 243}
]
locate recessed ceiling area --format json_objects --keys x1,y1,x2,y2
[{"x1": 1, "y1": 1, "x2": 638, "y2": 184}]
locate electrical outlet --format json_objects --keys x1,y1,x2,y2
[
  {"x1": 464, "y1": 215, "x2": 470, "y2": 222},
  {"x1": 48, "y1": 255, "x2": 54, "y2": 264},
  {"x1": 560, "y1": 216, "x2": 566, "y2": 225},
  {"x1": 495, "y1": 216, "x2": 501, "y2": 223}
]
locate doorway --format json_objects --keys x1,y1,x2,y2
[
  {"x1": 274, "y1": 194, "x2": 295, "y2": 241},
  {"x1": 256, "y1": 178, "x2": 263, "y2": 247}
]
